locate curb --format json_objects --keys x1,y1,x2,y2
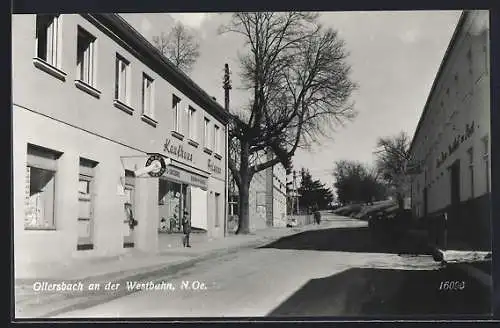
[
  {"x1": 422, "y1": 241, "x2": 493, "y2": 290},
  {"x1": 15, "y1": 227, "x2": 311, "y2": 318}
]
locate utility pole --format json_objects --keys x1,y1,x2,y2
[
  {"x1": 223, "y1": 63, "x2": 232, "y2": 111},
  {"x1": 223, "y1": 63, "x2": 232, "y2": 236},
  {"x1": 292, "y1": 170, "x2": 299, "y2": 214}
]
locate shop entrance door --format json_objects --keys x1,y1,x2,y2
[
  {"x1": 449, "y1": 160, "x2": 461, "y2": 215},
  {"x1": 123, "y1": 172, "x2": 136, "y2": 248},
  {"x1": 423, "y1": 187, "x2": 428, "y2": 217}
]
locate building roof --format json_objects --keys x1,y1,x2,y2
[
  {"x1": 85, "y1": 13, "x2": 231, "y2": 125},
  {"x1": 408, "y1": 10, "x2": 467, "y2": 155}
]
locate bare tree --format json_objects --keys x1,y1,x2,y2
[
  {"x1": 374, "y1": 131, "x2": 411, "y2": 210},
  {"x1": 220, "y1": 12, "x2": 358, "y2": 234},
  {"x1": 152, "y1": 22, "x2": 200, "y2": 73}
]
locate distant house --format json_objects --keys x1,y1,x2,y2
[
  {"x1": 228, "y1": 149, "x2": 287, "y2": 232},
  {"x1": 408, "y1": 10, "x2": 490, "y2": 250}
]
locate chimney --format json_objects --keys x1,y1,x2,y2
[{"x1": 212, "y1": 97, "x2": 216, "y2": 101}]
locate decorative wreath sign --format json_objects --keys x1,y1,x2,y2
[{"x1": 145, "y1": 154, "x2": 167, "y2": 177}]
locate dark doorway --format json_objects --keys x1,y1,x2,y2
[
  {"x1": 449, "y1": 160, "x2": 461, "y2": 213},
  {"x1": 423, "y1": 187, "x2": 428, "y2": 216}
]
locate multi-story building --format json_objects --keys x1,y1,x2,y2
[
  {"x1": 13, "y1": 14, "x2": 230, "y2": 269},
  {"x1": 408, "y1": 10, "x2": 490, "y2": 250},
  {"x1": 227, "y1": 149, "x2": 287, "y2": 232}
]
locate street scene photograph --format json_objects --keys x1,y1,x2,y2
[{"x1": 12, "y1": 9, "x2": 493, "y2": 319}]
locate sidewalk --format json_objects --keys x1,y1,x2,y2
[
  {"x1": 405, "y1": 229, "x2": 492, "y2": 289},
  {"x1": 15, "y1": 222, "x2": 327, "y2": 318}
]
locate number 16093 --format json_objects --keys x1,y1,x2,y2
[{"x1": 439, "y1": 281, "x2": 465, "y2": 290}]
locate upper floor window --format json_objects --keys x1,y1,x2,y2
[
  {"x1": 115, "y1": 55, "x2": 130, "y2": 104},
  {"x1": 76, "y1": 27, "x2": 96, "y2": 86},
  {"x1": 36, "y1": 14, "x2": 60, "y2": 67},
  {"x1": 187, "y1": 106, "x2": 196, "y2": 140},
  {"x1": 142, "y1": 74, "x2": 154, "y2": 117},
  {"x1": 214, "y1": 125, "x2": 220, "y2": 154},
  {"x1": 204, "y1": 118, "x2": 210, "y2": 149},
  {"x1": 172, "y1": 95, "x2": 181, "y2": 133}
]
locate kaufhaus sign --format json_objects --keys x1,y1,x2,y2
[{"x1": 163, "y1": 138, "x2": 193, "y2": 162}]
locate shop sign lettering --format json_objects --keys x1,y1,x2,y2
[
  {"x1": 163, "y1": 139, "x2": 193, "y2": 162},
  {"x1": 191, "y1": 175, "x2": 207, "y2": 187},
  {"x1": 436, "y1": 121, "x2": 475, "y2": 169},
  {"x1": 208, "y1": 159, "x2": 222, "y2": 174}
]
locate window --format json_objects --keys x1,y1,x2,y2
[
  {"x1": 76, "y1": 27, "x2": 96, "y2": 86},
  {"x1": 483, "y1": 136, "x2": 490, "y2": 193},
  {"x1": 229, "y1": 195, "x2": 239, "y2": 216},
  {"x1": 215, "y1": 192, "x2": 221, "y2": 227},
  {"x1": 123, "y1": 170, "x2": 135, "y2": 248},
  {"x1": 204, "y1": 118, "x2": 210, "y2": 148},
  {"x1": 187, "y1": 106, "x2": 196, "y2": 140},
  {"x1": 25, "y1": 144, "x2": 61, "y2": 230},
  {"x1": 115, "y1": 55, "x2": 130, "y2": 104},
  {"x1": 36, "y1": 14, "x2": 60, "y2": 67},
  {"x1": 467, "y1": 147, "x2": 474, "y2": 199},
  {"x1": 78, "y1": 158, "x2": 98, "y2": 250},
  {"x1": 142, "y1": 74, "x2": 154, "y2": 117},
  {"x1": 172, "y1": 95, "x2": 181, "y2": 132},
  {"x1": 214, "y1": 125, "x2": 220, "y2": 154}
]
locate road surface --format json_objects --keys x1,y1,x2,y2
[{"x1": 55, "y1": 213, "x2": 492, "y2": 318}]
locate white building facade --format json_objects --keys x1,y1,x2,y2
[
  {"x1": 408, "y1": 10, "x2": 491, "y2": 250},
  {"x1": 13, "y1": 14, "x2": 229, "y2": 271}
]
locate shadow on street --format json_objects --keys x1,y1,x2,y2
[
  {"x1": 268, "y1": 266, "x2": 492, "y2": 317},
  {"x1": 260, "y1": 227, "x2": 431, "y2": 255}
]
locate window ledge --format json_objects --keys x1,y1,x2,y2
[
  {"x1": 171, "y1": 131, "x2": 185, "y2": 141},
  {"x1": 75, "y1": 79, "x2": 101, "y2": 99},
  {"x1": 114, "y1": 99, "x2": 134, "y2": 115},
  {"x1": 203, "y1": 147, "x2": 213, "y2": 155},
  {"x1": 214, "y1": 153, "x2": 223, "y2": 160},
  {"x1": 141, "y1": 114, "x2": 158, "y2": 127},
  {"x1": 188, "y1": 139, "x2": 199, "y2": 148},
  {"x1": 24, "y1": 226, "x2": 57, "y2": 231},
  {"x1": 33, "y1": 58, "x2": 67, "y2": 81}
]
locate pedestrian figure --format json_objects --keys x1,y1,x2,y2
[
  {"x1": 182, "y1": 210, "x2": 191, "y2": 248},
  {"x1": 314, "y1": 204, "x2": 321, "y2": 225}
]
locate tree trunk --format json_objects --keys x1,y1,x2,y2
[
  {"x1": 236, "y1": 141, "x2": 252, "y2": 234},
  {"x1": 236, "y1": 179, "x2": 250, "y2": 234}
]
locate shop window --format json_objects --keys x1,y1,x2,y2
[
  {"x1": 76, "y1": 27, "x2": 96, "y2": 86},
  {"x1": 215, "y1": 192, "x2": 221, "y2": 227},
  {"x1": 159, "y1": 180, "x2": 187, "y2": 233},
  {"x1": 36, "y1": 14, "x2": 60, "y2": 67},
  {"x1": 77, "y1": 158, "x2": 98, "y2": 250},
  {"x1": 172, "y1": 94, "x2": 181, "y2": 133},
  {"x1": 115, "y1": 54, "x2": 130, "y2": 104},
  {"x1": 25, "y1": 144, "x2": 62, "y2": 230}
]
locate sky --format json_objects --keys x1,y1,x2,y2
[{"x1": 120, "y1": 11, "x2": 462, "y2": 190}]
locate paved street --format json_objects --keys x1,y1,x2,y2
[{"x1": 55, "y1": 213, "x2": 491, "y2": 318}]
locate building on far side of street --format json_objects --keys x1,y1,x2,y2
[
  {"x1": 407, "y1": 10, "x2": 490, "y2": 250},
  {"x1": 227, "y1": 149, "x2": 287, "y2": 232},
  {"x1": 13, "y1": 13, "x2": 230, "y2": 270}
]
